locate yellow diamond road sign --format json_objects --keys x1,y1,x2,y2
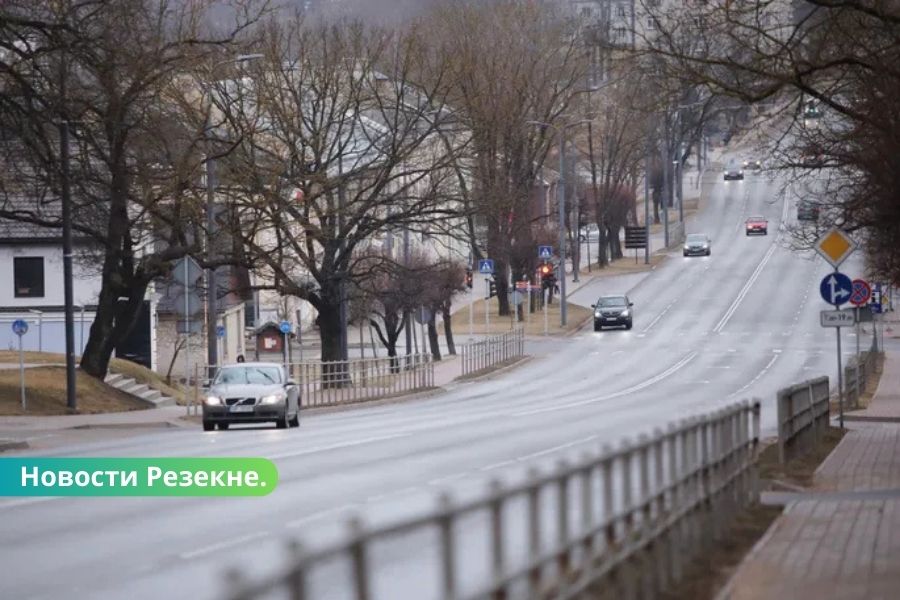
[{"x1": 815, "y1": 228, "x2": 856, "y2": 267}]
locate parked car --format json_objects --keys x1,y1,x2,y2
[
  {"x1": 797, "y1": 201, "x2": 820, "y2": 221},
  {"x1": 683, "y1": 233, "x2": 711, "y2": 257},
  {"x1": 724, "y1": 162, "x2": 744, "y2": 180},
  {"x1": 592, "y1": 295, "x2": 634, "y2": 331},
  {"x1": 202, "y1": 363, "x2": 300, "y2": 431},
  {"x1": 745, "y1": 216, "x2": 768, "y2": 235}
]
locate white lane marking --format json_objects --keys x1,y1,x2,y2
[
  {"x1": 480, "y1": 435, "x2": 600, "y2": 472},
  {"x1": 611, "y1": 350, "x2": 625, "y2": 356},
  {"x1": 642, "y1": 301, "x2": 675, "y2": 334},
  {"x1": 179, "y1": 531, "x2": 270, "y2": 560},
  {"x1": 366, "y1": 486, "x2": 420, "y2": 504},
  {"x1": 428, "y1": 472, "x2": 471, "y2": 486},
  {"x1": 513, "y1": 352, "x2": 698, "y2": 416},
  {"x1": 287, "y1": 506, "x2": 357, "y2": 529},
  {"x1": 729, "y1": 353, "x2": 780, "y2": 398},
  {"x1": 266, "y1": 433, "x2": 410, "y2": 460},
  {"x1": 713, "y1": 243, "x2": 778, "y2": 333}
]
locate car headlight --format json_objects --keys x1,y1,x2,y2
[
  {"x1": 683, "y1": 245, "x2": 689, "y2": 250},
  {"x1": 259, "y1": 392, "x2": 287, "y2": 405},
  {"x1": 204, "y1": 395, "x2": 223, "y2": 406},
  {"x1": 738, "y1": 170, "x2": 743, "y2": 174},
  {"x1": 594, "y1": 310, "x2": 602, "y2": 317}
]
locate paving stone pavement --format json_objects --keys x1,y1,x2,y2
[{"x1": 720, "y1": 344, "x2": 900, "y2": 600}]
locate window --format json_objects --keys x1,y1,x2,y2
[
  {"x1": 581, "y1": 6, "x2": 593, "y2": 17},
  {"x1": 617, "y1": 5, "x2": 627, "y2": 17},
  {"x1": 647, "y1": 17, "x2": 659, "y2": 30},
  {"x1": 14, "y1": 257, "x2": 44, "y2": 298},
  {"x1": 614, "y1": 26, "x2": 628, "y2": 40}
]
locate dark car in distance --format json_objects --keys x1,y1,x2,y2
[
  {"x1": 724, "y1": 162, "x2": 744, "y2": 180},
  {"x1": 202, "y1": 363, "x2": 300, "y2": 431},
  {"x1": 743, "y1": 158, "x2": 762, "y2": 171},
  {"x1": 745, "y1": 216, "x2": 768, "y2": 235},
  {"x1": 592, "y1": 295, "x2": 634, "y2": 331},
  {"x1": 683, "y1": 233, "x2": 711, "y2": 257}
]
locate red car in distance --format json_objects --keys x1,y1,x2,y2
[{"x1": 745, "y1": 216, "x2": 768, "y2": 236}]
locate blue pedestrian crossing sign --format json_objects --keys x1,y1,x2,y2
[
  {"x1": 279, "y1": 320, "x2": 292, "y2": 334},
  {"x1": 216, "y1": 325, "x2": 226, "y2": 338},
  {"x1": 538, "y1": 245, "x2": 553, "y2": 260},
  {"x1": 820, "y1": 272, "x2": 852, "y2": 306},
  {"x1": 478, "y1": 259, "x2": 494, "y2": 275}
]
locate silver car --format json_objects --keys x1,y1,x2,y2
[{"x1": 202, "y1": 363, "x2": 300, "y2": 431}]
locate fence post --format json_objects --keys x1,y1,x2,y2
[
  {"x1": 489, "y1": 479, "x2": 506, "y2": 600},
  {"x1": 437, "y1": 493, "x2": 456, "y2": 600},
  {"x1": 526, "y1": 468, "x2": 543, "y2": 596},
  {"x1": 347, "y1": 518, "x2": 370, "y2": 600}
]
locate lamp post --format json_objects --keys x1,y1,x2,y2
[
  {"x1": 527, "y1": 118, "x2": 590, "y2": 327},
  {"x1": 204, "y1": 53, "x2": 263, "y2": 375}
]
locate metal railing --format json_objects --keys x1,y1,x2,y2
[
  {"x1": 460, "y1": 328, "x2": 525, "y2": 377},
  {"x1": 224, "y1": 400, "x2": 761, "y2": 600},
  {"x1": 187, "y1": 355, "x2": 434, "y2": 414},
  {"x1": 844, "y1": 336, "x2": 881, "y2": 410},
  {"x1": 776, "y1": 376, "x2": 830, "y2": 464}
]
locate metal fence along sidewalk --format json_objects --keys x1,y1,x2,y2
[
  {"x1": 460, "y1": 328, "x2": 525, "y2": 376},
  {"x1": 223, "y1": 400, "x2": 761, "y2": 600}
]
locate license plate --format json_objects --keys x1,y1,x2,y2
[{"x1": 230, "y1": 405, "x2": 254, "y2": 413}]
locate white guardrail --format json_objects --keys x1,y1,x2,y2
[
  {"x1": 460, "y1": 328, "x2": 525, "y2": 377},
  {"x1": 222, "y1": 400, "x2": 761, "y2": 600}
]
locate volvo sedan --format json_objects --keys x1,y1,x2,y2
[{"x1": 202, "y1": 363, "x2": 300, "y2": 431}]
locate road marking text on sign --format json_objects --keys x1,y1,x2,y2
[
  {"x1": 820, "y1": 309, "x2": 856, "y2": 327},
  {"x1": 850, "y1": 279, "x2": 871, "y2": 307},
  {"x1": 815, "y1": 228, "x2": 856, "y2": 268},
  {"x1": 819, "y1": 272, "x2": 852, "y2": 306}
]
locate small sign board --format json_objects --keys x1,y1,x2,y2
[
  {"x1": 814, "y1": 228, "x2": 856, "y2": 268},
  {"x1": 279, "y1": 321, "x2": 292, "y2": 334},
  {"x1": 216, "y1": 325, "x2": 226, "y2": 338},
  {"x1": 624, "y1": 226, "x2": 648, "y2": 250},
  {"x1": 538, "y1": 246, "x2": 553, "y2": 259},
  {"x1": 819, "y1": 272, "x2": 852, "y2": 306},
  {"x1": 820, "y1": 309, "x2": 855, "y2": 327},
  {"x1": 11, "y1": 319, "x2": 28, "y2": 336}
]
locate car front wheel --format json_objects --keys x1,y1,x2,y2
[
  {"x1": 625, "y1": 321, "x2": 633, "y2": 330},
  {"x1": 594, "y1": 321, "x2": 601, "y2": 332},
  {"x1": 202, "y1": 421, "x2": 215, "y2": 432},
  {"x1": 289, "y1": 411, "x2": 300, "y2": 428}
]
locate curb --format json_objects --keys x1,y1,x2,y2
[{"x1": 0, "y1": 438, "x2": 29, "y2": 453}]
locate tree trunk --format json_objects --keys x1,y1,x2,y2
[
  {"x1": 80, "y1": 278, "x2": 148, "y2": 379},
  {"x1": 609, "y1": 225, "x2": 623, "y2": 259},
  {"x1": 427, "y1": 314, "x2": 441, "y2": 361},
  {"x1": 315, "y1": 301, "x2": 349, "y2": 387},
  {"x1": 441, "y1": 304, "x2": 456, "y2": 355}
]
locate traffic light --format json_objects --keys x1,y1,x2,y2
[
  {"x1": 539, "y1": 262, "x2": 554, "y2": 289},
  {"x1": 488, "y1": 277, "x2": 497, "y2": 299},
  {"x1": 465, "y1": 269, "x2": 473, "y2": 289}
]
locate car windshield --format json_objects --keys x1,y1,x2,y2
[
  {"x1": 686, "y1": 234, "x2": 707, "y2": 243},
  {"x1": 597, "y1": 296, "x2": 627, "y2": 307},
  {"x1": 214, "y1": 366, "x2": 282, "y2": 385},
  {"x1": 748, "y1": 216, "x2": 766, "y2": 222}
]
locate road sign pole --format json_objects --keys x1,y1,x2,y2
[
  {"x1": 526, "y1": 284, "x2": 531, "y2": 326},
  {"x1": 837, "y1": 325, "x2": 844, "y2": 430},
  {"x1": 19, "y1": 333, "x2": 25, "y2": 411},
  {"x1": 184, "y1": 259, "x2": 191, "y2": 386},
  {"x1": 855, "y1": 306, "x2": 861, "y2": 402},
  {"x1": 543, "y1": 291, "x2": 548, "y2": 336}
]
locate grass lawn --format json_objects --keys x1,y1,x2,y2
[
  {"x1": 0, "y1": 351, "x2": 187, "y2": 405},
  {"x1": 0, "y1": 367, "x2": 150, "y2": 415}
]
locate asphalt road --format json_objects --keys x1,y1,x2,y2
[{"x1": 0, "y1": 158, "x2": 875, "y2": 600}]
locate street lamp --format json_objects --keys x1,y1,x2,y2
[
  {"x1": 204, "y1": 53, "x2": 263, "y2": 374},
  {"x1": 527, "y1": 118, "x2": 590, "y2": 327}
]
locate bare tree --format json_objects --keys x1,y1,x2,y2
[
  {"x1": 213, "y1": 17, "x2": 463, "y2": 371},
  {"x1": 0, "y1": 0, "x2": 265, "y2": 378},
  {"x1": 423, "y1": 0, "x2": 588, "y2": 316}
]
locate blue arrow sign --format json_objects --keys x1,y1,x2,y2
[
  {"x1": 820, "y1": 272, "x2": 852, "y2": 306},
  {"x1": 216, "y1": 325, "x2": 226, "y2": 338},
  {"x1": 279, "y1": 320, "x2": 292, "y2": 334},
  {"x1": 11, "y1": 319, "x2": 28, "y2": 336},
  {"x1": 478, "y1": 259, "x2": 494, "y2": 275},
  {"x1": 538, "y1": 245, "x2": 553, "y2": 260}
]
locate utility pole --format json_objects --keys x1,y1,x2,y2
[
  {"x1": 205, "y1": 149, "x2": 218, "y2": 374},
  {"x1": 58, "y1": 15, "x2": 76, "y2": 411},
  {"x1": 404, "y1": 228, "x2": 411, "y2": 362},
  {"x1": 558, "y1": 131, "x2": 568, "y2": 327},
  {"x1": 661, "y1": 139, "x2": 669, "y2": 249},
  {"x1": 644, "y1": 139, "x2": 650, "y2": 265}
]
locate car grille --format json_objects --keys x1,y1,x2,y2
[
  {"x1": 225, "y1": 397, "x2": 257, "y2": 406},
  {"x1": 602, "y1": 311, "x2": 620, "y2": 317}
]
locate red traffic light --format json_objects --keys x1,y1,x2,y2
[{"x1": 540, "y1": 264, "x2": 552, "y2": 276}]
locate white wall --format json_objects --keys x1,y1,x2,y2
[
  {"x1": 0, "y1": 245, "x2": 101, "y2": 308},
  {"x1": 0, "y1": 310, "x2": 95, "y2": 354}
]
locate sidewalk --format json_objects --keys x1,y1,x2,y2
[{"x1": 720, "y1": 336, "x2": 900, "y2": 599}]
